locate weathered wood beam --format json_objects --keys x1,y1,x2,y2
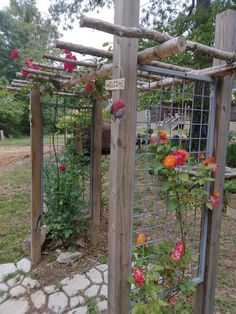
[
  {"x1": 7, "y1": 86, "x2": 24, "y2": 92},
  {"x1": 138, "y1": 36, "x2": 186, "y2": 64},
  {"x1": 43, "y1": 54, "x2": 97, "y2": 68},
  {"x1": 60, "y1": 63, "x2": 112, "y2": 89},
  {"x1": 196, "y1": 9, "x2": 236, "y2": 314},
  {"x1": 55, "y1": 41, "x2": 113, "y2": 59},
  {"x1": 108, "y1": 0, "x2": 140, "y2": 312},
  {"x1": 80, "y1": 15, "x2": 170, "y2": 42},
  {"x1": 80, "y1": 15, "x2": 236, "y2": 62},
  {"x1": 22, "y1": 67, "x2": 72, "y2": 80},
  {"x1": 137, "y1": 70, "x2": 161, "y2": 80},
  {"x1": 32, "y1": 62, "x2": 80, "y2": 73},
  {"x1": 31, "y1": 88, "x2": 42, "y2": 264},
  {"x1": 11, "y1": 82, "x2": 30, "y2": 88},
  {"x1": 139, "y1": 61, "x2": 236, "y2": 90},
  {"x1": 148, "y1": 60, "x2": 192, "y2": 72},
  {"x1": 12, "y1": 79, "x2": 30, "y2": 84}
]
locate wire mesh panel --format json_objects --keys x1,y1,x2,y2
[
  {"x1": 41, "y1": 96, "x2": 93, "y2": 245},
  {"x1": 132, "y1": 66, "x2": 216, "y2": 286}
]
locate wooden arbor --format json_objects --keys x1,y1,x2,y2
[{"x1": 9, "y1": 5, "x2": 236, "y2": 314}]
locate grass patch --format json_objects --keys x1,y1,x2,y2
[
  {"x1": 215, "y1": 298, "x2": 236, "y2": 313},
  {"x1": 0, "y1": 161, "x2": 31, "y2": 263},
  {"x1": 86, "y1": 297, "x2": 98, "y2": 314},
  {"x1": 0, "y1": 135, "x2": 65, "y2": 147}
]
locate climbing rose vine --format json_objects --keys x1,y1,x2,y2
[{"x1": 129, "y1": 133, "x2": 219, "y2": 313}]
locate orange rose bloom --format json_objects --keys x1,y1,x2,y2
[
  {"x1": 163, "y1": 155, "x2": 177, "y2": 169},
  {"x1": 136, "y1": 233, "x2": 146, "y2": 245},
  {"x1": 214, "y1": 191, "x2": 220, "y2": 197},
  {"x1": 158, "y1": 130, "x2": 168, "y2": 144}
]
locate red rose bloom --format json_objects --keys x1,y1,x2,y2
[
  {"x1": 171, "y1": 149, "x2": 189, "y2": 166},
  {"x1": 210, "y1": 191, "x2": 220, "y2": 208},
  {"x1": 168, "y1": 295, "x2": 178, "y2": 306},
  {"x1": 59, "y1": 165, "x2": 66, "y2": 171},
  {"x1": 64, "y1": 53, "x2": 77, "y2": 73},
  {"x1": 171, "y1": 241, "x2": 185, "y2": 261},
  {"x1": 10, "y1": 48, "x2": 20, "y2": 60},
  {"x1": 132, "y1": 267, "x2": 145, "y2": 286}
]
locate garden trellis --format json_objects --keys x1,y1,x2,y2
[{"x1": 7, "y1": 3, "x2": 236, "y2": 313}]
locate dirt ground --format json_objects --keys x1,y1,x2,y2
[{"x1": 0, "y1": 145, "x2": 235, "y2": 312}]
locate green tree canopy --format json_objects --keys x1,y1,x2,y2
[{"x1": 0, "y1": 0, "x2": 60, "y2": 81}]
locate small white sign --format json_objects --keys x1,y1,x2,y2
[{"x1": 105, "y1": 78, "x2": 125, "y2": 91}]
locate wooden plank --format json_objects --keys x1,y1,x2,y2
[
  {"x1": 108, "y1": 0, "x2": 140, "y2": 313},
  {"x1": 90, "y1": 99, "x2": 102, "y2": 245},
  {"x1": 80, "y1": 15, "x2": 236, "y2": 61},
  {"x1": 30, "y1": 88, "x2": 43, "y2": 264},
  {"x1": 196, "y1": 9, "x2": 236, "y2": 314}
]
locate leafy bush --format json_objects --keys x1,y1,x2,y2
[{"x1": 43, "y1": 143, "x2": 89, "y2": 247}]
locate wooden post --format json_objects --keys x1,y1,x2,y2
[
  {"x1": 30, "y1": 88, "x2": 43, "y2": 264},
  {"x1": 90, "y1": 99, "x2": 102, "y2": 245},
  {"x1": 108, "y1": 1, "x2": 140, "y2": 313},
  {"x1": 196, "y1": 9, "x2": 236, "y2": 314}
]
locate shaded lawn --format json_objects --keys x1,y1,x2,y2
[{"x1": 0, "y1": 161, "x2": 31, "y2": 263}]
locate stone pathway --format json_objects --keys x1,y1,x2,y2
[{"x1": 0, "y1": 258, "x2": 108, "y2": 313}]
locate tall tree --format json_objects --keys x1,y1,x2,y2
[{"x1": 0, "y1": 0, "x2": 60, "y2": 81}]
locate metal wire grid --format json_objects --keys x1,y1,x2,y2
[
  {"x1": 41, "y1": 98, "x2": 93, "y2": 217},
  {"x1": 132, "y1": 67, "x2": 216, "y2": 284}
]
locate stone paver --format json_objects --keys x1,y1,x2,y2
[
  {"x1": 96, "y1": 264, "x2": 108, "y2": 272},
  {"x1": 16, "y1": 258, "x2": 31, "y2": 273},
  {"x1": 103, "y1": 271, "x2": 108, "y2": 284},
  {"x1": 0, "y1": 263, "x2": 17, "y2": 282},
  {"x1": 0, "y1": 297, "x2": 29, "y2": 314},
  {"x1": 48, "y1": 291, "x2": 68, "y2": 313},
  {"x1": 44, "y1": 284, "x2": 58, "y2": 294},
  {"x1": 70, "y1": 295, "x2": 85, "y2": 308},
  {"x1": 67, "y1": 306, "x2": 87, "y2": 314},
  {"x1": 84, "y1": 284, "x2": 100, "y2": 297},
  {"x1": 31, "y1": 290, "x2": 46, "y2": 309},
  {"x1": 97, "y1": 300, "x2": 108, "y2": 312},
  {"x1": 0, "y1": 282, "x2": 8, "y2": 292},
  {"x1": 86, "y1": 268, "x2": 103, "y2": 284},
  {"x1": 10, "y1": 285, "x2": 26, "y2": 297},
  {"x1": 21, "y1": 277, "x2": 40, "y2": 290},
  {"x1": 61, "y1": 274, "x2": 90, "y2": 297},
  {"x1": 100, "y1": 284, "x2": 108, "y2": 298},
  {"x1": 7, "y1": 274, "x2": 24, "y2": 287},
  {"x1": 0, "y1": 261, "x2": 109, "y2": 313}
]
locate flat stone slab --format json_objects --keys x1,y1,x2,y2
[
  {"x1": 0, "y1": 263, "x2": 17, "y2": 282},
  {"x1": 56, "y1": 251, "x2": 82, "y2": 264},
  {"x1": 84, "y1": 284, "x2": 99, "y2": 297},
  {"x1": 61, "y1": 274, "x2": 90, "y2": 297},
  {"x1": 0, "y1": 297, "x2": 29, "y2": 314},
  {"x1": 70, "y1": 296, "x2": 85, "y2": 308},
  {"x1": 31, "y1": 290, "x2": 46, "y2": 309},
  {"x1": 7, "y1": 274, "x2": 24, "y2": 288},
  {"x1": 21, "y1": 277, "x2": 40, "y2": 290},
  {"x1": 16, "y1": 258, "x2": 31, "y2": 273},
  {"x1": 97, "y1": 300, "x2": 108, "y2": 312},
  {"x1": 48, "y1": 292, "x2": 68, "y2": 313},
  {"x1": 10, "y1": 285, "x2": 26, "y2": 297},
  {"x1": 44, "y1": 284, "x2": 58, "y2": 294},
  {"x1": 86, "y1": 268, "x2": 103, "y2": 284},
  {"x1": 67, "y1": 306, "x2": 87, "y2": 314},
  {"x1": 0, "y1": 282, "x2": 8, "y2": 292},
  {"x1": 95, "y1": 264, "x2": 108, "y2": 272},
  {"x1": 103, "y1": 271, "x2": 108, "y2": 284},
  {"x1": 100, "y1": 284, "x2": 108, "y2": 298}
]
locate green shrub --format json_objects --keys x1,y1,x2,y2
[
  {"x1": 43, "y1": 143, "x2": 89, "y2": 247},
  {"x1": 226, "y1": 139, "x2": 236, "y2": 168}
]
